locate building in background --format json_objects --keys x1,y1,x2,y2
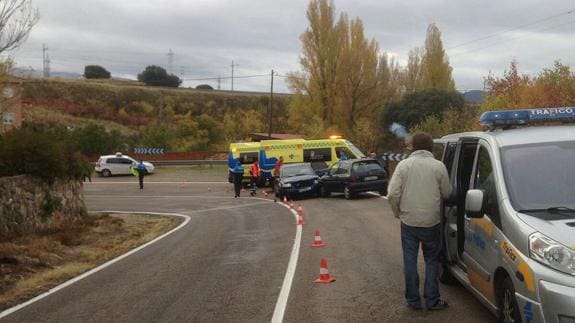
[{"x1": 0, "y1": 82, "x2": 22, "y2": 134}]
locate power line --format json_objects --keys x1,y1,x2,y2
[
  {"x1": 182, "y1": 74, "x2": 268, "y2": 81},
  {"x1": 450, "y1": 17, "x2": 575, "y2": 58},
  {"x1": 447, "y1": 8, "x2": 575, "y2": 50}
]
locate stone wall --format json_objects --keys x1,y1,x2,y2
[{"x1": 0, "y1": 175, "x2": 86, "y2": 239}]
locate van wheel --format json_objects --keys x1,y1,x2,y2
[
  {"x1": 102, "y1": 169, "x2": 111, "y2": 177},
  {"x1": 319, "y1": 186, "x2": 330, "y2": 198},
  {"x1": 344, "y1": 186, "x2": 353, "y2": 200},
  {"x1": 499, "y1": 277, "x2": 522, "y2": 323}
]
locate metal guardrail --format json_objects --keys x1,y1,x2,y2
[{"x1": 151, "y1": 160, "x2": 227, "y2": 166}]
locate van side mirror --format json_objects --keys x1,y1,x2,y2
[{"x1": 465, "y1": 189, "x2": 485, "y2": 218}]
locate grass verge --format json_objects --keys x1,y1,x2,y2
[{"x1": 0, "y1": 213, "x2": 182, "y2": 311}]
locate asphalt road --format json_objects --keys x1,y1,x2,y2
[{"x1": 1, "y1": 179, "x2": 496, "y2": 323}]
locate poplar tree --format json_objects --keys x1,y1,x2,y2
[{"x1": 420, "y1": 24, "x2": 455, "y2": 90}]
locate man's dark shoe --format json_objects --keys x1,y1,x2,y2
[
  {"x1": 428, "y1": 299, "x2": 449, "y2": 310},
  {"x1": 407, "y1": 303, "x2": 423, "y2": 310}
]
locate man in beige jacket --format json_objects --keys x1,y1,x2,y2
[{"x1": 387, "y1": 132, "x2": 452, "y2": 310}]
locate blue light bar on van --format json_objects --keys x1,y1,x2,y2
[{"x1": 480, "y1": 107, "x2": 575, "y2": 127}]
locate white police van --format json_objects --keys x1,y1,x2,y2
[{"x1": 435, "y1": 108, "x2": 575, "y2": 323}]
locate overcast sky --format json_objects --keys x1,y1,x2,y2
[{"x1": 6, "y1": 0, "x2": 575, "y2": 93}]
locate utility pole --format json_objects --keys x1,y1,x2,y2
[
  {"x1": 217, "y1": 74, "x2": 221, "y2": 90},
  {"x1": 159, "y1": 95, "x2": 164, "y2": 124},
  {"x1": 42, "y1": 44, "x2": 50, "y2": 78},
  {"x1": 231, "y1": 60, "x2": 238, "y2": 91},
  {"x1": 268, "y1": 69, "x2": 274, "y2": 138},
  {"x1": 167, "y1": 49, "x2": 174, "y2": 74}
]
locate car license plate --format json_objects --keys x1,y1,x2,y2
[
  {"x1": 300, "y1": 187, "x2": 311, "y2": 192},
  {"x1": 365, "y1": 176, "x2": 378, "y2": 181}
]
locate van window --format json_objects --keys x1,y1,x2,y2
[
  {"x1": 443, "y1": 142, "x2": 457, "y2": 175},
  {"x1": 474, "y1": 145, "x2": 501, "y2": 227},
  {"x1": 303, "y1": 148, "x2": 331, "y2": 162},
  {"x1": 239, "y1": 152, "x2": 258, "y2": 164},
  {"x1": 433, "y1": 143, "x2": 445, "y2": 160},
  {"x1": 335, "y1": 147, "x2": 354, "y2": 159}
]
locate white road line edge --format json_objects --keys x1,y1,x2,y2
[
  {"x1": 269, "y1": 201, "x2": 301, "y2": 323},
  {"x1": 86, "y1": 181, "x2": 227, "y2": 184},
  {"x1": 0, "y1": 211, "x2": 191, "y2": 319},
  {"x1": 367, "y1": 191, "x2": 388, "y2": 200}
]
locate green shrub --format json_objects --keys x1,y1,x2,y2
[
  {"x1": 0, "y1": 128, "x2": 86, "y2": 183},
  {"x1": 84, "y1": 65, "x2": 111, "y2": 79}
]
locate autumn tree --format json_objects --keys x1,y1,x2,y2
[
  {"x1": 287, "y1": 0, "x2": 343, "y2": 135},
  {"x1": 420, "y1": 24, "x2": 455, "y2": 90},
  {"x1": 482, "y1": 60, "x2": 575, "y2": 112},
  {"x1": 0, "y1": 0, "x2": 39, "y2": 54},
  {"x1": 288, "y1": 0, "x2": 398, "y2": 144},
  {"x1": 404, "y1": 48, "x2": 423, "y2": 92}
]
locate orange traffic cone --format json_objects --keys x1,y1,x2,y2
[
  {"x1": 289, "y1": 200, "x2": 294, "y2": 209},
  {"x1": 315, "y1": 258, "x2": 335, "y2": 284},
  {"x1": 311, "y1": 230, "x2": 326, "y2": 248},
  {"x1": 264, "y1": 191, "x2": 269, "y2": 197},
  {"x1": 283, "y1": 196, "x2": 288, "y2": 204},
  {"x1": 297, "y1": 213, "x2": 305, "y2": 225},
  {"x1": 296, "y1": 203, "x2": 304, "y2": 216}
]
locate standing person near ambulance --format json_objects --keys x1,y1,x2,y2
[
  {"x1": 387, "y1": 132, "x2": 452, "y2": 311},
  {"x1": 232, "y1": 158, "x2": 244, "y2": 198},
  {"x1": 249, "y1": 157, "x2": 260, "y2": 189}
]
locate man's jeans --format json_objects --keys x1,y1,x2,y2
[{"x1": 401, "y1": 222, "x2": 441, "y2": 308}]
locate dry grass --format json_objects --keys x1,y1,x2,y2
[
  {"x1": 0, "y1": 213, "x2": 182, "y2": 311},
  {"x1": 22, "y1": 105, "x2": 137, "y2": 136}
]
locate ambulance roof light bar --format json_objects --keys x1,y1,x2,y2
[{"x1": 480, "y1": 107, "x2": 575, "y2": 128}]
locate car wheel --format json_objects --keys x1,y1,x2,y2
[
  {"x1": 344, "y1": 186, "x2": 353, "y2": 200},
  {"x1": 319, "y1": 185, "x2": 330, "y2": 198},
  {"x1": 499, "y1": 277, "x2": 521, "y2": 323},
  {"x1": 101, "y1": 169, "x2": 112, "y2": 177},
  {"x1": 379, "y1": 189, "x2": 387, "y2": 197}
]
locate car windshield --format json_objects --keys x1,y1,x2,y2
[
  {"x1": 281, "y1": 164, "x2": 315, "y2": 178},
  {"x1": 501, "y1": 140, "x2": 575, "y2": 213}
]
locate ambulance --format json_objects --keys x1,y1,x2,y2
[
  {"x1": 435, "y1": 107, "x2": 575, "y2": 322},
  {"x1": 258, "y1": 136, "x2": 365, "y2": 183},
  {"x1": 227, "y1": 142, "x2": 261, "y2": 184}
]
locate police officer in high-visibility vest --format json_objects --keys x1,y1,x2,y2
[{"x1": 232, "y1": 159, "x2": 244, "y2": 198}]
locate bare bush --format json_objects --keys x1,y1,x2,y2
[{"x1": 0, "y1": 0, "x2": 39, "y2": 54}]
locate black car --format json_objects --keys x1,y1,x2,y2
[
  {"x1": 274, "y1": 163, "x2": 321, "y2": 199},
  {"x1": 319, "y1": 159, "x2": 387, "y2": 199}
]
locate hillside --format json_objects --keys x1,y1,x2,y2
[{"x1": 20, "y1": 78, "x2": 292, "y2": 151}]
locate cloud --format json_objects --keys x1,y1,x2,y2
[{"x1": 7, "y1": 0, "x2": 575, "y2": 92}]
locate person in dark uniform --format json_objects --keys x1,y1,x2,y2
[
  {"x1": 232, "y1": 158, "x2": 244, "y2": 198},
  {"x1": 136, "y1": 160, "x2": 146, "y2": 189}
]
